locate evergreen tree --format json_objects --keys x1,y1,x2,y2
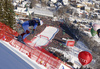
[{"x1": 0, "y1": 0, "x2": 15, "y2": 28}]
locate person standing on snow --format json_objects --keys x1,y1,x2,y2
[{"x1": 21, "y1": 18, "x2": 43, "y2": 40}]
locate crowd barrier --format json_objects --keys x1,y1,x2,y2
[{"x1": 0, "y1": 22, "x2": 73, "y2": 69}]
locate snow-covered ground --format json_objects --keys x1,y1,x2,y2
[
  {"x1": 69, "y1": 15, "x2": 100, "y2": 43},
  {"x1": 0, "y1": 40, "x2": 46, "y2": 69},
  {"x1": 32, "y1": 7, "x2": 54, "y2": 17},
  {"x1": 84, "y1": 31, "x2": 100, "y2": 43},
  {"x1": 28, "y1": 26, "x2": 59, "y2": 47},
  {"x1": 49, "y1": 41, "x2": 96, "y2": 68},
  {"x1": 12, "y1": 0, "x2": 98, "y2": 68},
  {"x1": 14, "y1": 4, "x2": 54, "y2": 18}
]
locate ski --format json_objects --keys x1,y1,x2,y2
[{"x1": 4, "y1": 31, "x2": 29, "y2": 46}]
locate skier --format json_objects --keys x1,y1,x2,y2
[{"x1": 20, "y1": 18, "x2": 43, "y2": 42}]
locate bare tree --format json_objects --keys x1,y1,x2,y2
[
  {"x1": 55, "y1": 5, "x2": 70, "y2": 18},
  {"x1": 29, "y1": 0, "x2": 37, "y2": 8},
  {"x1": 40, "y1": 0, "x2": 48, "y2": 7}
]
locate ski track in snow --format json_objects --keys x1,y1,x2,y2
[{"x1": 0, "y1": 40, "x2": 46, "y2": 69}]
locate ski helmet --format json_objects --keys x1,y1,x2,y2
[{"x1": 34, "y1": 18, "x2": 43, "y2": 26}]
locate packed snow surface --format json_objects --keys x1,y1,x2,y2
[{"x1": 0, "y1": 40, "x2": 46, "y2": 69}]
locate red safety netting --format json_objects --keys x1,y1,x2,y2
[
  {"x1": 9, "y1": 39, "x2": 72, "y2": 69},
  {"x1": 0, "y1": 22, "x2": 72, "y2": 69},
  {"x1": 0, "y1": 22, "x2": 18, "y2": 42},
  {"x1": 28, "y1": 35, "x2": 50, "y2": 47},
  {"x1": 9, "y1": 39, "x2": 61, "y2": 69},
  {"x1": 0, "y1": 22, "x2": 18, "y2": 36}
]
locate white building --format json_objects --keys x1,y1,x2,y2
[
  {"x1": 63, "y1": 0, "x2": 69, "y2": 5},
  {"x1": 51, "y1": 0, "x2": 69, "y2": 5},
  {"x1": 51, "y1": 0, "x2": 57, "y2": 3}
]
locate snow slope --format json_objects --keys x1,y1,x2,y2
[
  {"x1": 0, "y1": 40, "x2": 46, "y2": 69},
  {"x1": 14, "y1": 5, "x2": 54, "y2": 17},
  {"x1": 49, "y1": 41, "x2": 95, "y2": 68}
]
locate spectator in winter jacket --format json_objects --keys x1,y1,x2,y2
[{"x1": 21, "y1": 18, "x2": 43, "y2": 40}]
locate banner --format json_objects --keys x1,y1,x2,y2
[
  {"x1": 59, "y1": 63, "x2": 72, "y2": 69},
  {"x1": 66, "y1": 39, "x2": 75, "y2": 47}
]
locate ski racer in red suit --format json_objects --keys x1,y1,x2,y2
[{"x1": 21, "y1": 18, "x2": 43, "y2": 41}]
